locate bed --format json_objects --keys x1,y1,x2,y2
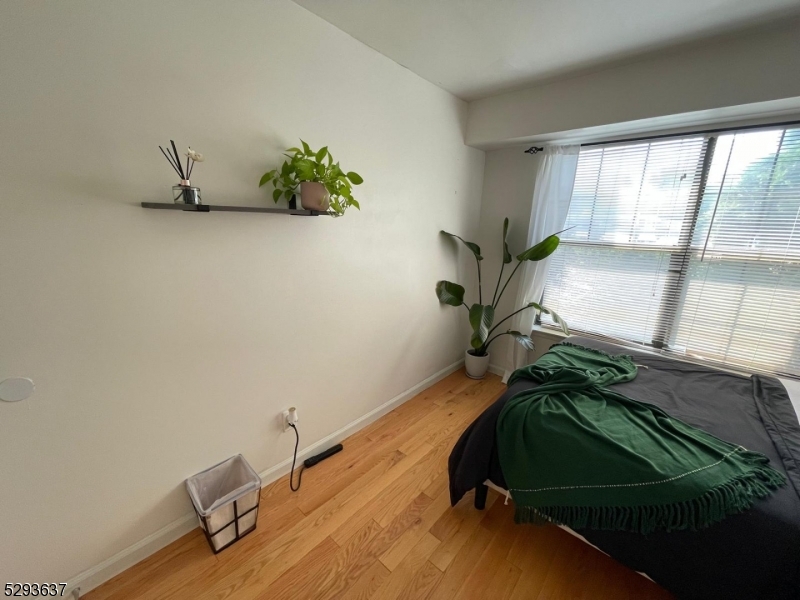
[{"x1": 448, "y1": 336, "x2": 800, "y2": 600}]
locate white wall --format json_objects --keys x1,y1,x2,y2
[
  {"x1": 0, "y1": 0, "x2": 484, "y2": 586},
  {"x1": 467, "y1": 17, "x2": 800, "y2": 148},
  {"x1": 473, "y1": 148, "x2": 540, "y2": 373}
]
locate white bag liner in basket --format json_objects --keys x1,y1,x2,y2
[{"x1": 186, "y1": 454, "x2": 261, "y2": 516}]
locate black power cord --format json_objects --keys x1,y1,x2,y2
[
  {"x1": 287, "y1": 422, "x2": 344, "y2": 493},
  {"x1": 288, "y1": 423, "x2": 305, "y2": 492}
]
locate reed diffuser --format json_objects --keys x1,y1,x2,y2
[{"x1": 159, "y1": 140, "x2": 204, "y2": 204}]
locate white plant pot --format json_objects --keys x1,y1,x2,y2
[
  {"x1": 465, "y1": 350, "x2": 490, "y2": 380},
  {"x1": 300, "y1": 181, "x2": 330, "y2": 211}
]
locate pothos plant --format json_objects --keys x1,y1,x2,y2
[
  {"x1": 259, "y1": 140, "x2": 363, "y2": 217},
  {"x1": 436, "y1": 218, "x2": 570, "y2": 357}
]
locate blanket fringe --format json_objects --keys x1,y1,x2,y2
[{"x1": 515, "y1": 458, "x2": 786, "y2": 534}]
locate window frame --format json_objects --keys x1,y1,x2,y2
[{"x1": 538, "y1": 125, "x2": 800, "y2": 378}]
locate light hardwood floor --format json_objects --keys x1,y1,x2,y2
[{"x1": 86, "y1": 370, "x2": 672, "y2": 600}]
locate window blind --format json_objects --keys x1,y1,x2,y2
[{"x1": 542, "y1": 125, "x2": 800, "y2": 377}]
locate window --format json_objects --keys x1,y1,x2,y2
[{"x1": 542, "y1": 126, "x2": 800, "y2": 377}]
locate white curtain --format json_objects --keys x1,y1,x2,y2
[{"x1": 504, "y1": 145, "x2": 580, "y2": 381}]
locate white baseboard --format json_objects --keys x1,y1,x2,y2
[
  {"x1": 66, "y1": 512, "x2": 199, "y2": 598},
  {"x1": 66, "y1": 358, "x2": 465, "y2": 597}
]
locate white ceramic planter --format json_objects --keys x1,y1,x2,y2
[
  {"x1": 465, "y1": 350, "x2": 490, "y2": 379},
  {"x1": 300, "y1": 181, "x2": 330, "y2": 211}
]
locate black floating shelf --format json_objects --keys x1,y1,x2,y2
[{"x1": 141, "y1": 202, "x2": 325, "y2": 216}]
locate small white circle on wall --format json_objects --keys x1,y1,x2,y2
[{"x1": 0, "y1": 378, "x2": 35, "y2": 402}]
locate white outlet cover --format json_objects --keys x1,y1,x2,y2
[{"x1": 0, "y1": 378, "x2": 35, "y2": 402}]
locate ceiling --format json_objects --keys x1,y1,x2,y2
[{"x1": 293, "y1": 0, "x2": 800, "y2": 100}]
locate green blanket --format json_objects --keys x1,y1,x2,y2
[{"x1": 497, "y1": 342, "x2": 786, "y2": 533}]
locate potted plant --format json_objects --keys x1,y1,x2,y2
[
  {"x1": 259, "y1": 140, "x2": 363, "y2": 217},
  {"x1": 436, "y1": 218, "x2": 569, "y2": 379}
]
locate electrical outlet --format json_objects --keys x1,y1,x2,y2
[{"x1": 282, "y1": 407, "x2": 298, "y2": 432}]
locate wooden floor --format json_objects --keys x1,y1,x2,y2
[{"x1": 86, "y1": 370, "x2": 672, "y2": 600}]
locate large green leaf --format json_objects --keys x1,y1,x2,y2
[
  {"x1": 516, "y1": 233, "x2": 560, "y2": 262},
  {"x1": 301, "y1": 139, "x2": 312, "y2": 155},
  {"x1": 508, "y1": 302, "x2": 570, "y2": 336},
  {"x1": 295, "y1": 159, "x2": 315, "y2": 180},
  {"x1": 539, "y1": 305, "x2": 570, "y2": 335},
  {"x1": 469, "y1": 304, "x2": 495, "y2": 349},
  {"x1": 259, "y1": 171, "x2": 275, "y2": 187},
  {"x1": 435, "y1": 280, "x2": 465, "y2": 306},
  {"x1": 508, "y1": 331, "x2": 536, "y2": 351},
  {"x1": 524, "y1": 302, "x2": 569, "y2": 335},
  {"x1": 346, "y1": 171, "x2": 364, "y2": 185},
  {"x1": 441, "y1": 230, "x2": 483, "y2": 261},
  {"x1": 501, "y1": 217, "x2": 512, "y2": 264},
  {"x1": 315, "y1": 146, "x2": 328, "y2": 162}
]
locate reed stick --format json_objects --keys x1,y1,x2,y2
[
  {"x1": 170, "y1": 140, "x2": 185, "y2": 179},
  {"x1": 159, "y1": 146, "x2": 182, "y2": 177}
]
